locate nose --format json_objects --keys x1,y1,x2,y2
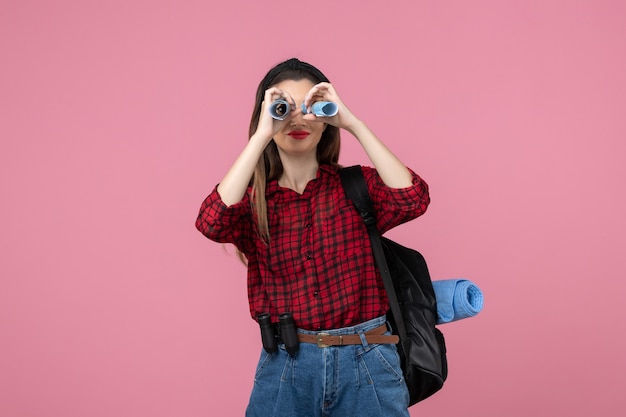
[{"x1": 289, "y1": 106, "x2": 307, "y2": 126}]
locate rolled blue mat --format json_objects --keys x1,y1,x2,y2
[
  {"x1": 301, "y1": 101, "x2": 338, "y2": 117},
  {"x1": 432, "y1": 279, "x2": 484, "y2": 324}
]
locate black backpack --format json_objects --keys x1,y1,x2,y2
[{"x1": 339, "y1": 166, "x2": 448, "y2": 406}]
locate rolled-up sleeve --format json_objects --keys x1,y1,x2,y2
[
  {"x1": 195, "y1": 185, "x2": 254, "y2": 255},
  {"x1": 362, "y1": 166, "x2": 430, "y2": 234}
]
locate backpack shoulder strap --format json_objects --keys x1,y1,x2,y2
[
  {"x1": 338, "y1": 165, "x2": 376, "y2": 226},
  {"x1": 338, "y1": 166, "x2": 408, "y2": 341}
]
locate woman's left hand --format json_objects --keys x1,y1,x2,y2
[
  {"x1": 304, "y1": 83, "x2": 413, "y2": 188},
  {"x1": 302, "y1": 82, "x2": 359, "y2": 131}
]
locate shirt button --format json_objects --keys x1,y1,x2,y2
[
  {"x1": 305, "y1": 253, "x2": 312, "y2": 260},
  {"x1": 305, "y1": 223, "x2": 311, "y2": 228},
  {"x1": 313, "y1": 291, "x2": 319, "y2": 297}
]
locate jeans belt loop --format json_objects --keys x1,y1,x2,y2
[{"x1": 358, "y1": 330, "x2": 368, "y2": 348}]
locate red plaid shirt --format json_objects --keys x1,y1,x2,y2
[{"x1": 196, "y1": 164, "x2": 429, "y2": 330}]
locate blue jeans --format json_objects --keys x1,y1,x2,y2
[{"x1": 246, "y1": 316, "x2": 410, "y2": 417}]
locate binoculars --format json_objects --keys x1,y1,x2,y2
[
  {"x1": 268, "y1": 100, "x2": 338, "y2": 120},
  {"x1": 257, "y1": 312, "x2": 299, "y2": 355}
]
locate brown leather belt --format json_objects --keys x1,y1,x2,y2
[{"x1": 297, "y1": 324, "x2": 399, "y2": 348}]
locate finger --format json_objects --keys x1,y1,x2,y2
[
  {"x1": 281, "y1": 91, "x2": 297, "y2": 109},
  {"x1": 303, "y1": 94, "x2": 322, "y2": 112},
  {"x1": 265, "y1": 87, "x2": 288, "y2": 102},
  {"x1": 305, "y1": 83, "x2": 336, "y2": 106},
  {"x1": 305, "y1": 84, "x2": 325, "y2": 101},
  {"x1": 314, "y1": 82, "x2": 332, "y2": 90},
  {"x1": 265, "y1": 87, "x2": 281, "y2": 97}
]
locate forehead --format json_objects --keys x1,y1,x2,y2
[{"x1": 273, "y1": 79, "x2": 315, "y2": 99}]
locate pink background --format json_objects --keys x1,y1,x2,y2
[{"x1": 1, "y1": 1, "x2": 625, "y2": 416}]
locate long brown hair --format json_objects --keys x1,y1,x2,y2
[{"x1": 248, "y1": 58, "x2": 341, "y2": 245}]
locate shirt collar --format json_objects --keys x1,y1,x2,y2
[{"x1": 266, "y1": 163, "x2": 338, "y2": 198}]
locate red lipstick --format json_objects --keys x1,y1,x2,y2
[{"x1": 288, "y1": 131, "x2": 309, "y2": 140}]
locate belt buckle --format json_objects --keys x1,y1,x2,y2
[{"x1": 316, "y1": 332, "x2": 331, "y2": 348}]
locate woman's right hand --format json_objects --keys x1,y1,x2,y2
[
  {"x1": 254, "y1": 87, "x2": 297, "y2": 142},
  {"x1": 217, "y1": 87, "x2": 298, "y2": 206}
]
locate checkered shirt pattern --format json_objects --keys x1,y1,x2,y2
[{"x1": 195, "y1": 164, "x2": 430, "y2": 330}]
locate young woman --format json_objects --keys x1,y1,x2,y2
[{"x1": 196, "y1": 58, "x2": 430, "y2": 417}]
